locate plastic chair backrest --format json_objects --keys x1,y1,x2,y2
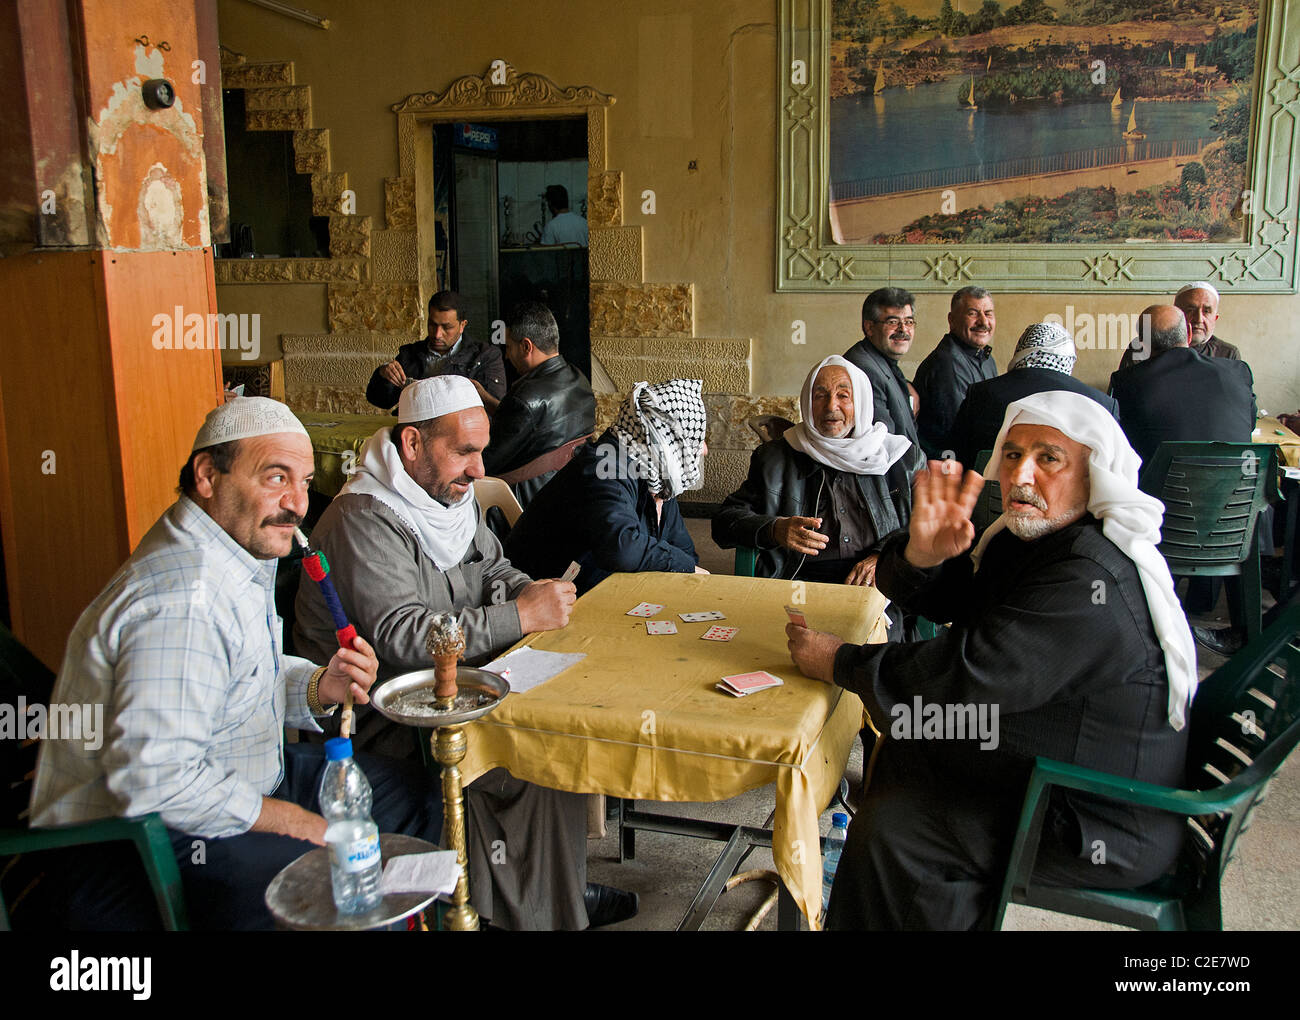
[
  {"x1": 473, "y1": 477, "x2": 524, "y2": 528},
  {"x1": 497, "y1": 435, "x2": 589, "y2": 487},
  {"x1": 734, "y1": 547, "x2": 757, "y2": 577},
  {"x1": 971, "y1": 449, "x2": 1001, "y2": 534},
  {"x1": 1138, "y1": 442, "x2": 1280, "y2": 573}
]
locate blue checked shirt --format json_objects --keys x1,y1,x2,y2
[{"x1": 30, "y1": 497, "x2": 324, "y2": 838}]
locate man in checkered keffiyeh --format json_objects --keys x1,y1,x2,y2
[{"x1": 610, "y1": 378, "x2": 709, "y2": 500}]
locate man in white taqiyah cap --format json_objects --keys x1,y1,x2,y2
[
  {"x1": 786, "y1": 389, "x2": 1193, "y2": 929},
  {"x1": 26, "y1": 393, "x2": 409, "y2": 930},
  {"x1": 294, "y1": 374, "x2": 631, "y2": 931}
]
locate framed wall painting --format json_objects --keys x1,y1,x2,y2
[{"x1": 778, "y1": 0, "x2": 1299, "y2": 293}]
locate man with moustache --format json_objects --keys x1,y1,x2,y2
[
  {"x1": 28, "y1": 398, "x2": 434, "y2": 929},
  {"x1": 787, "y1": 391, "x2": 1196, "y2": 929},
  {"x1": 295, "y1": 376, "x2": 635, "y2": 930},
  {"x1": 713, "y1": 355, "x2": 912, "y2": 589},
  {"x1": 913, "y1": 286, "x2": 999, "y2": 459},
  {"x1": 843, "y1": 286, "x2": 923, "y2": 460},
  {"x1": 1115, "y1": 281, "x2": 1242, "y2": 370}
]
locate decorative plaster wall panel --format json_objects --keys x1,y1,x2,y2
[
  {"x1": 587, "y1": 171, "x2": 623, "y2": 228},
  {"x1": 294, "y1": 129, "x2": 330, "y2": 173},
  {"x1": 372, "y1": 230, "x2": 419, "y2": 282},
  {"x1": 328, "y1": 214, "x2": 371, "y2": 259},
  {"x1": 327, "y1": 283, "x2": 420, "y2": 334},
  {"x1": 385, "y1": 177, "x2": 416, "y2": 230},
  {"x1": 589, "y1": 226, "x2": 643, "y2": 282},
  {"x1": 590, "y1": 282, "x2": 692, "y2": 336},
  {"x1": 311, "y1": 172, "x2": 349, "y2": 217},
  {"x1": 221, "y1": 60, "x2": 293, "y2": 88}
]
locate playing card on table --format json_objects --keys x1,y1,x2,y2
[
  {"x1": 626, "y1": 602, "x2": 665, "y2": 618},
  {"x1": 717, "y1": 670, "x2": 784, "y2": 697},
  {"x1": 560, "y1": 561, "x2": 581, "y2": 583},
  {"x1": 784, "y1": 605, "x2": 808, "y2": 628},
  {"x1": 645, "y1": 620, "x2": 677, "y2": 635},
  {"x1": 700, "y1": 625, "x2": 738, "y2": 642},
  {"x1": 679, "y1": 610, "x2": 725, "y2": 623}
]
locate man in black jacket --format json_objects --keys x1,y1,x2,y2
[
  {"x1": 913, "y1": 286, "x2": 998, "y2": 459},
  {"x1": 366, "y1": 290, "x2": 506, "y2": 411},
  {"x1": 787, "y1": 391, "x2": 1197, "y2": 929},
  {"x1": 482, "y1": 302, "x2": 595, "y2": 507},
  {"x1": 504, "y1": 379, "x2": 706, "y2": 595},
  {"x1": 843, "y1": 287, "x2": 922, "y2": 462},
  {"x1": 713, "y1": 355, "x2": 912, "y2": 587},
  {"x1": 1115, "y1": 281, "x2": 1242, "y2": 370},
  {"x1": 950, "y1": 321, "x2": 1119, "y2": 469},
  {"x1": 1108, "y1": 304, "x2": 1256, "y2": 467}
]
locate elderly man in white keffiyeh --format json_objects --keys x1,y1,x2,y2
[
  {"x1": 713, "y1": 355, "x2": 913, "y2": 593},
  {"x1": 950, "y1": 322, "x2": 1120, "y2": 469},
  {"x1": 504, "y1": 378, "x2": 708, "y2": 594},
  {"x1": 787, "y1": 390, "x2": 1196, "y2": 929}
]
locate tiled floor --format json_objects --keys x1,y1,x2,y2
[{"x1": 582, "y1": 516, "x2": 1299, "y2": 931}]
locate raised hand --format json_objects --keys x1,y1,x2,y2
[
  {"x1": 380, "y1": 359, "x2": 408, "y2": 387},
  {"x1": 905, "y1": 460, "x2": 985, "y2": 569}
]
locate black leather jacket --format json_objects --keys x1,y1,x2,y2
[
  {"x1": 366, "y1": 334, "x2": 507, "y2": 411},
  {"x1": 483, "y1": 355, "x2": 595, "y2": 506},
  {"x1": 712, "y1": 439, "x2": 912, "y2": 580}
]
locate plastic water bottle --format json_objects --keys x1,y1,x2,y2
[
  {"x1": 319, "y1": 737, "x2": 383, "y2": 913},
  {"x1": 821, "y1": 812, "x2": 849, "y2": 915}
]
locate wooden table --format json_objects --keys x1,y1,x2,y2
[
  {"x1": 459, "y1": 571, "x2": 888, "y2": 929},
  {"x1": 298, "y1": 411, "x2": 391, "y2": 497}
]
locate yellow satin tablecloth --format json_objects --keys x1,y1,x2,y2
[{"x1": 459, "y1": 571, "x2": 888, "y2": 929}]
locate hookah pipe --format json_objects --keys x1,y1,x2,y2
[{"x1": 294, "y1": 528, "x2": 359, "y2": 738}]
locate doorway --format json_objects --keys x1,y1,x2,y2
[{"x1": 433, "y1": 117, "x2": 591, "y2": 381}]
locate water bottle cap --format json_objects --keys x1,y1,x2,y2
[
  {"x1": 324, "y1": 737, "x2": 354, "y2": 761},
  {"x1": 832, "y1": 812, "x2": 849, "y2": 827}
]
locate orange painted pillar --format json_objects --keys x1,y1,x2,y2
[{"x1": 0, "y1": 1, "x2": 224, "y2": 669}]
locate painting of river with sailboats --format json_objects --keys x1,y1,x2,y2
[{"x1": 828, "y1": 0, "x2": 1259, "y2": 245}]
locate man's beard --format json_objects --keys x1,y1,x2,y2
[
  {"x1": 817, "y1": 415, "x2": 850, "y2": 438},
  {"x1": 1003, "y1": 485, "x2": 1086, "y2": 540}
]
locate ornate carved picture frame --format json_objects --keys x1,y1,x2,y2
[{"x1": 777, "y1": 0, "x2": 1299, "y2": 293}]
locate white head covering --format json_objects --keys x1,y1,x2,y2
[
  {"x1": 611, "y1": 379, "x2": 708, "y2": 499},
  {"x1": 192, "y1": 397, "x2": 308, "y2": 450},
  {"x1": 970, "y1": 391, "x2": 1199, "y2": 730},
  {"x1": 783, "y1": 355, "x2": 910, "y2": 475},
  {"x1": 1176, "y1": 281, "x2": 1220, "y2": 302},
  {"x1": 399, "y1": 375, "x2": 481, "y2": 423},
  {"x1": 1008, "y1": 322, "x2": 1077, "y2": 375},
  {"x1": 339, "y1": 391, "x2": 482, "y2": 570}
]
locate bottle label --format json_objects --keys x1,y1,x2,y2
[{"x1": 333, "y1": 832, "x2": 380, "y2": 874}]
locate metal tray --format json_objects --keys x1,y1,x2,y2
[{"x1": 370, "y1": 666, "x2": 509, "y2": 728}]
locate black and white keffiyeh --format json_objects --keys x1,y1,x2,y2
[
  {"x1": 611, "y1": 379, "x2": 708, "y2": 499},
  {"x1": 1007, "y1": 322, "x2": 1077, "y2": 374}
]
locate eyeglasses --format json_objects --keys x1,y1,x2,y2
[{"x1": 874, "y1": 317, "x2": 916, "y2": 329}]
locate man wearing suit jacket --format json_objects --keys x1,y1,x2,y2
[
  {"x1": 950, "y1": 322, "x2": 1120, "y2": 469},
  {"x1": 1108, "y1": 305, "x2": 1256, "y2": 467},
  {"x1": 843, "y1": 287, "x2": 924, "y2": 474},
  {"x1": 1115, "y1": 281, "x2": 1242, "y2": 370}
]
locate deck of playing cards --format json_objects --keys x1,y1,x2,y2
[
  {"x1": 784, "y1": 605, "x2": 808, "y2": 628},
  {"x1": 717, "y1": 671, "x2": 784, "y2": 697}
]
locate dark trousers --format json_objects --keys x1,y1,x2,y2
[
  {"x1": 825, "y1": 742, "x2": 1177, "y2": 930},
  {"x1": 16, "y1": 743, "x2": 440, "y2": 930}
]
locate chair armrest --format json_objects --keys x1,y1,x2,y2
[
  {"x1": 0, "y1": 815, "x2": 168, "y2": 855},
  {"x1": 1026, "y1": 757, "x2": 1254, "y2": 817}
]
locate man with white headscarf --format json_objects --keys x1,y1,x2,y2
[
  {"x1": 27, "y1": 398, "x2": 441, "y2": 930},
  {"x1": 1116, "y1": 281, "x2": 1243, "y2": 369},
  {"x1": 713, "y1": 355, "x2": 912, "y2": 588},
  {"x1": 950, "y1": 321, "x2": 1119, "y2": 468},
  {"x1": 504, "y1": 378, "x2": 708, "y2": 594},
  {"x1": 787, "y1": 390, "x2": 1196, "y2": 930},
  {"x1": 294, "y1": 376, "x2": 626, "y2": 930}
]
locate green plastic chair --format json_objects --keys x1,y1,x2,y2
[
  {"x1": 734, "y1": 546, "x2": 758, "y2": 577},
  {"x1": 1139, "y1": 442, "x2": 1282, "y2": 644},
  {"x1": 971, "y1": 449, "x2": 1002, "y2": 535},
  {"x1": 0, "y1": 623, "x2": 188, "y2": 930},
  {"x1": 994, "y1": 600, "x2": 1300, "y2": 931}
]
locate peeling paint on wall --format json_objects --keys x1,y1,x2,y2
[{"x1": 89, "y1": 43, "x2": 209, "y2": 251}]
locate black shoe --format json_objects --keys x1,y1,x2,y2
[
  {"x1": 1192, "y1": 625, "x2": 1245, "y2": 656},
  {"x1": 584, "y1": 883, "x2": 638, "y2": 928}
]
